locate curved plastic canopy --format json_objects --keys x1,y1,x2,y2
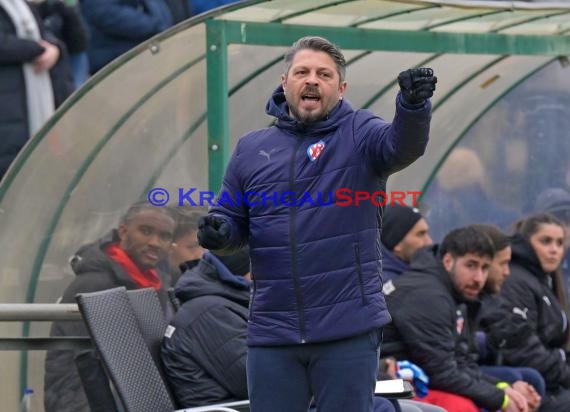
[{"x1": 0, "y1": 0, "x2": 569, "y2": 406}]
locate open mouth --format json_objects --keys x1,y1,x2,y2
[{"x1": 301, "y1": 94, "x2": 321, "y2": 102}]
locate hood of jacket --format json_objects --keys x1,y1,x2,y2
[
  {"x1": 175, "y1": 251, "x2": 251, "y2": 307},
  {"x1": 69, "y1": 230, "x2": 128, "y2": 279},
  {"x1": 381, "y1": 246, "x2": 410, "y2": 281},
  {"x1": 510, "y1": 233, "x2": 550, "y2": 280},
  {"x1": 409, "y1": 244, "x2": 472, "y2": 304},
  {"x1": 265, "y1": 85, "x2": 354, "y2": 135}
]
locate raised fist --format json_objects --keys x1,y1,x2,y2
[
  {"x1": 197, "y1": 215, "x2": 231, "y2": 250},
  {"x1": 398, "y1": 67, "x2": 437, "y2": 108}
]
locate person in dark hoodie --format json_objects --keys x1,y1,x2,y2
[
  {"x1": 197, "y1": 35, "x2": 437, "y2": 412},
  {"x1": 383, "y1": 226, "x2": 530, "y2": 412},
  {"x1": 161, "y1": 246, "x2": 251, "y2": 407},
  {"x1": 381, "y1": 204, "x2": 432, "y2": 283},
  {"x1": 44, "y1": 200, "x2": 177, "y2": 412},
  {"x1": 499, "y1": 213, "x2": 570, "y2": 410}
]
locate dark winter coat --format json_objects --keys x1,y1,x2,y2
[
  {"x1": 210, "y1": 85, "x2": 431, "y2": 346},
  {"x1": 500, "y1": 234, "x2": 570, "y2": 391},
  {"x1": 0, "y1": 3, "x2": 73, "y2": 179},
  {"x1": 79, "y1": 0, "x2": 173, "y2": 73},
  {"x1": 383, "y1": 245, "x2": 505, "y2": 410},
  {"x1": 476, "y1": 289, "x2": 533, "y2": 365},
  {"x1": 161, "y1": 252, "x2": 250, "y2": 407}
]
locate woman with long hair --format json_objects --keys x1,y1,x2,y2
[{"x1": 500, "y1": 213, "x2": 570, "y2": 410}]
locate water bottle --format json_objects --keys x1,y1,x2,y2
[{"x1": 19, "y1": 387, "x2": 33, "y2": 412}]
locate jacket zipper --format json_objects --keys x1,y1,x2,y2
[
  {"x1": 354, "y1": 243, "x2": 368, "y2": 304},
  {"x1": 290, "y1": 137, "x2": 306, "y2": 343}
]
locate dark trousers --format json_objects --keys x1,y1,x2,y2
[{"x1": 247, "y1": 328, "x2": 383, "y2": 412}]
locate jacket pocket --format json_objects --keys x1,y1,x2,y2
[
  {"x1": 249, "y1": 278, "x2": 257, "y2": 321},
  {"x1": 354, "y1": 243, "x2": 368, "y2": 304}
]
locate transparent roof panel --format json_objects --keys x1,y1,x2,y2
[
  {"x1": 358, "y1": 6, "x2": 498, "y2": 31},
  {"x1": 422, "y1": 59, "x2": 570, "y2": 242},
  {"x1": 500, "y1": 11, "x2": 570, "y2": 34},
  {"x1": 217, "y1": 0, "x2": 351, "y2": 23},
  {"x1": 389, "y1": 54, "x2": 554, "y2": 194},
  {"x1": 283, "y1": 0, "x2": 430, "y2": 27},
  {"x1": 431, "y1": 9, "x2": 560, "y2": 32}
]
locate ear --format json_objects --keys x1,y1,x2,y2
[
  {"x1": 117, "y1": 224, "x2": 128, "y2": 245},
  {"x1": 442, "y1": 252, "x2": 455, "y2": 272},
  {"x1": 338, "y1": 80, "x2": 348, "y2": 99},
  {"x1": 281, "y1": 73, "x2": 287, "y2": 91},
  {"x1": 392, "y1": 242, "x2": 403, "y2": 259}
]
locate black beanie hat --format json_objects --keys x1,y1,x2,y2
[
  {"x1": 213, "y1": 246, "x2": 250, "y2": 276},
  {"x1": 382, "y1": 205, "x2": 423, "y2": 251}
]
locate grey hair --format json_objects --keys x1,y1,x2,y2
[{"x1": 284, "y1": 36, "x2": 346, "y2": 82}]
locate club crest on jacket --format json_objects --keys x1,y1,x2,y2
[{"x1": 307, "y1": 140, "x2": 325, "y2": 161}]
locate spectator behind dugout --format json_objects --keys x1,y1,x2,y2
[
  {"x1": 35, "y1": 0, "x2": 89, "y2": 88},
  {"x1": 383, "y1": 226, "x2": 531, "y2": 412},
  {"x1": 381, "y1": 204, "x2": 432, "y2": 283},
  {"x1": 423, "y1": 147, "x2": 519, "y2": 242},
  {"x1": 165, "y1": 0, "x2": 190, "y2": 23},
  {"x1": 0, "y1": 0, "x2": 74, "y2": 180},
  {"x1": 499, "y1": 214, "x2": 570, "y2": 409},
  {"x1": 79, "y1": 0, "x2": 173, "y2": 74},
  {"x1": 187, "y1": 0, "x2": 240, "y2": 16},
  {"x1": 44, "y1": 201, "x2": 177, "y2": 412}
]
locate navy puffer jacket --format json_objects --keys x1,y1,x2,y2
[{"x1": 211, "y1": 86, "x2": 431, "y2": 346}]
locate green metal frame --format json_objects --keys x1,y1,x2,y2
[{"x1": 206, "y1": 20, "x2": 230, "y2": 192}]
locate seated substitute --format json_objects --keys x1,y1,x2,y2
[
  {"x1": 383, "y1": 226, "x2": 532, "y2": 412},
  {"x1": 44, "y1": 200, "x2": 176, "y2": 412},
  {"x1": 381, "y1": 204, "x2": 433, "y2": 283}
]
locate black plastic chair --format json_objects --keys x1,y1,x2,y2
[
  {"x1": 76, "y1": 287, "x2": 175, "y2": 412},
  {"x1": 76, "y1": 287, "x2": 249, "y2": 412},
  {"x1": 126, "y1": 288, "x2": 171, "y2": 380}
]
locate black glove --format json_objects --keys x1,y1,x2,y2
[
  {"x1": 197, "y1": 215, "x2": 231, "y2": 250},
  {"x1": 398, "y1": 67, "x2": 437, "y2": 108}
]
